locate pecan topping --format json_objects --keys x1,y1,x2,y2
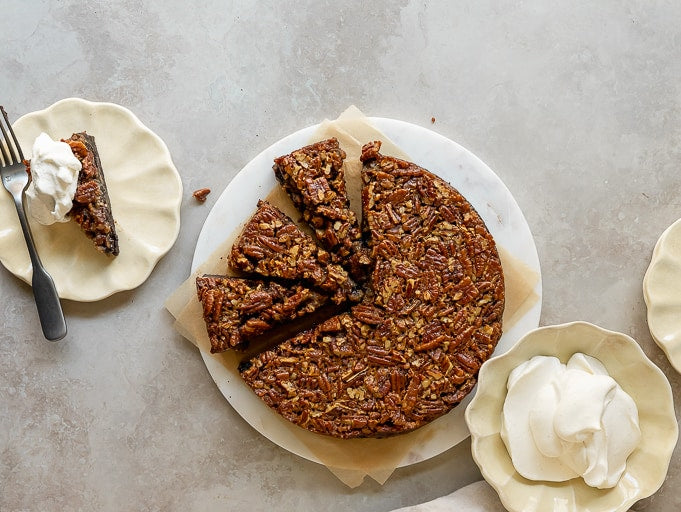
[{"x1": 73, "y1": 179, "x2": 100, "y2": 204}]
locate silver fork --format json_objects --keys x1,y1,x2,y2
[{"x1": 0, "y1": 106, "x2": 67, "y2": 341}]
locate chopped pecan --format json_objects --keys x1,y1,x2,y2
[
  {"x1": 73, "y1": 179, "x2": 100, "y2": 204},
  {"x1": 192, "y1": 188, "x2": 211, "y2": 202}
]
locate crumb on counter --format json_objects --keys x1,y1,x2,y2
[
  {"x1": 193, "y1": 188, "x2": 211, "y2": 202},
  {"x1": 431, "y1": 117, "x2": 436, "y2": 123}
]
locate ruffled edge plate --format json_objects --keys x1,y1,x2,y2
[
  {"x1": 0, "y1": 98, "x2": 183, "y2": 301},
  {"x1": 466, "y1": 321, "x2": 678, "y2": 512},
  {"x1": 643, "y1": 218, "x2": 681, "y2": 373}
]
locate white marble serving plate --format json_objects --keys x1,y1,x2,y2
[
  {"x1": 192, "y1": 118, "x2": 542, "y2": 471},
  {"x1": 643, "y1": 218, "x2": 681, "y2": 373},
  {"x1": 466, "y1": 322, "x2": 678, "y2": 512},
  {"x1": 0, "y1": 98, "x2": 183, "y2": 301}
]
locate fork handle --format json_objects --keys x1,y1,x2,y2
[{"x1": 11, "y1": 195, "x2": 67, "y2": 341}]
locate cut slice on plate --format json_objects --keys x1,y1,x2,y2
[
  {"x1": 196, "y1": 275, "x2": 330, "y2": 353},
  {"x1": 229, "y1": 199, "x2": 362, "y2": 304},
  {"x1": 64, "y1": 132, "x2": 119, "y2": 256},
  {"x1": 273, "y1": 138, "x2": 370, "y2": 279}
]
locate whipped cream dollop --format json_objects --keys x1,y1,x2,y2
[
  {"x1": 25, "y1": 132, "x2": 81, "y2": 225},
  {"x1": 500, "y1": 353, "x2": 641, "y2": 489}
]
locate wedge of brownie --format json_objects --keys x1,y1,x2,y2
[
  {"x1": 196, "y1": 275, "x2": 329, "y2": 353},
  {"x1": 238, "y1": 141, "x2": 505, "y2": 439},
  {"x1": 272, "y1": 138, "x2": 370, "y2": 279},
  {"x1": 64, "y1": 132, "x2": 119, "y2": 256},
  {"x1": 229, "y1": 200, "x2": 361, "y2": 304}
]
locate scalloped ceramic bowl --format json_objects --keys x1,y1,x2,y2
[
  {"x1": 0, "y1": 98, "x2": 183, "y2": 301},
  {"x1": 643, "y1": 218, "x2": 681, "y2": 373},
  {"x1": 465, "y1": 322, "x2": 677, "y2": 512}
]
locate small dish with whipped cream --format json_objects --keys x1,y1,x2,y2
[{"x1": 465, "y1": 321, "x2": 677, "y2": 512}]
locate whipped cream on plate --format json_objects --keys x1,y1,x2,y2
[
  {"x1": 501, "y1": 353, "x2": 641, "y2": 489},
  {"x1": 25, "y1": 132, "x2": 81, "y2": 225}
]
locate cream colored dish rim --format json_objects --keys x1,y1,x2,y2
[
  {"x1": 643, "y1": 218, "x2": 681, "y2": 373},
  {"x1": 466, "y1": 321, "x2": 678, "y2": 512},
  {"x1": 0, "y1": 98, "x2": 183, "y2": 301}
]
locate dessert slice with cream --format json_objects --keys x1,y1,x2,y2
[
  {"x1": 64, "y1": 132, "x2": 119, "y2": 256},
  {"x1": 25, "y1": 132, "x2": 119, "y2": 256}
]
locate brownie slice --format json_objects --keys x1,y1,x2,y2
[
  {"x1": 273, "y1": 138, "x2": 370, "y2": 279},
  {"x1": 229, "y1": 200, "x2": 361, "y2": 304},
  {"x1": 196, "y1": 275, "x2": 329, "y2": 353},
  {"x1": 64, "y1": 132, "x2": 119, "y2": 256},
  {"x1": 239, "y1": 141, "x2": 505, "y2": 439}
]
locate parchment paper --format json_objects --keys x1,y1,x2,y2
[{"x1": 165, "y1": 107, "x2": 539, "y2": 487}]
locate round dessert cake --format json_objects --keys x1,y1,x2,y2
[{"x1": 198, "y1": 138, "x2": 505, "y2": 439}]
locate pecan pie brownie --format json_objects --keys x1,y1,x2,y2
[
  {"x1": 64, "y1": 132, "x2": 119, "y2": 256},
  {"x1": 238, "y1": 140, "x2": 505, "y2": 438},
  {"x1": 229, "y1": 200, "x2": 362, "y2": 304},
  {"x1": 272, "y1": 138, "x2": 370, "y2": 279},
  {"x1": 196, "y1": 275, "x2": 329, "y2": 353}
]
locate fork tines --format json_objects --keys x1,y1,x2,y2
[{"x1": 0, "y1": 106, "x2": 24, "y2": 167}]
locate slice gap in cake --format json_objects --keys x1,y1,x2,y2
[{"x1": 64, "y1": 132, "x2": 119, "y2": 256}]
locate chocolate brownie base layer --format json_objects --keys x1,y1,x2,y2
[{"x1": 65, "y1": 132, "x2": 119, "y2": 256}]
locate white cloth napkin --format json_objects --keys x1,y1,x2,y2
[{"x1": 389, "y1": 481, "x2": 506, "y2": 511}]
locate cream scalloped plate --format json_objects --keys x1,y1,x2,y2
[
  {"x1": 466, "y1": 322, "x2": 678, "y2": 512},
  {"x1": 0, "y1": 98, "x2": 183, "y2": 301},
  {"x1": 643, "y1": 218, "x2": 681, "y2": 373},
  {"x1": 192, "y1": 118, "x2": 542, "y2": 470}
]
